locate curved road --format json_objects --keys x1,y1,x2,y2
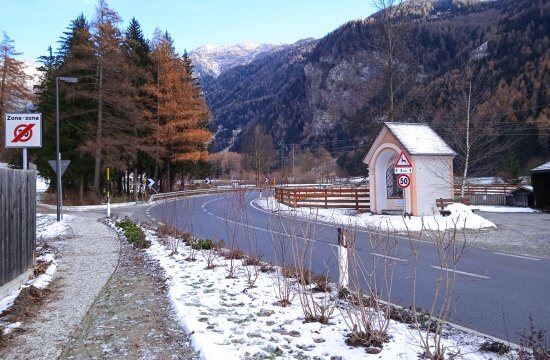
[{"x1": 147, "y1": 192, "x2": 550, "y2": 344}]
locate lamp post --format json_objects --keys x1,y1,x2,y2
[{"x1": 56, "y1": 76, "x2": 78, "y2": 222}]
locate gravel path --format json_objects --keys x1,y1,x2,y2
[
  {"x1": 0, "y1": 216, "x2": 119, "y2": 359},
  {"x1": 60, "y1": 224, "x2": 197, "y2": 359},
  {"x1": 467, "y1": 211, "x2": 550, "y2": 258}
]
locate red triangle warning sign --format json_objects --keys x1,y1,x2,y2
[{"x1": 395, "y1": 150, "x2": 412, "y2": 168}]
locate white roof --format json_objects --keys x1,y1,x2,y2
[
  {"x1": 531, "y1": 161, "x2": 550, "y2": 172},
  {"x1": 385, "y1": 122, "x2": 456, "y2": 156}
]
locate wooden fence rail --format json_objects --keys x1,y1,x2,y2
[
  {"x1": 275, "y1": 187, "x2": 370, "y2": 210},
  {"x1": 0, "y1": 168, "x2": 36, "y2": 287},
  {"x1": 453, "y1": 184, "x2": 518, "y2": 205},
  {"x1": 454, "y1": 184, "x2": 517, "y2": 195}
]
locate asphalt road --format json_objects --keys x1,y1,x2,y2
[{"x1": 141, "y1": 193, "x2": 549, "y2": 343}]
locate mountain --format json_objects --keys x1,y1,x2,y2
[
  {"x1": 189, "y1": 43, "x2": 286, "y2": 80},
  {"x1": 198, "y1": 0, "x2": 549, "y2": 175}
]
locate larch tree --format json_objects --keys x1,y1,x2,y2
[
  {"x1": 148, "y1": 31, "x2": 212, "y2": 192},
  {"x1": 0, "y1": 32, "x2": 32, "y2": 159},
  {"x1": 63, "y1": 1, "x2": 145, "y2": 196}
]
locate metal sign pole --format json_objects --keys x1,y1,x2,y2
[
  {"x1": 22, "y1": 148, "x2": 27, "y2": 170},
  {"x1": 403, "y1": 188, "x2": 406, "y2": 218},
  {"x1": 107, "y1": 167, "x2": 111, "y2": 217}
]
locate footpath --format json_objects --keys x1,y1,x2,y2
[{"x1": 0, "y1": 213, "x2": 196, "y2": 359}]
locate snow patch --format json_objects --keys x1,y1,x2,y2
[
  {"x1": 255, "y1": 197, "x2": 496, "y2": 232},
  {"x1": 144, "y1": 226, "x2": 514, "y2": 359}
]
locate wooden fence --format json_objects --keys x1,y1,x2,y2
[
  {"x1": 275, "y1": 187, "x2": 370, "y2": 210},
  {"x1": 453, "y1": 184, "x2": 517, "y2": 205},
  {"x1": 0, "y1": 168, "x2": 36, "y2": 287}
]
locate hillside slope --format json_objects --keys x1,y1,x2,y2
[{"x1": 201, "y1": 0, "x2": 549, "y2": 175}]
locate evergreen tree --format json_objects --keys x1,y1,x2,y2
[
  {"x1": 123, "y1": 17, "x2": 156, "y2": 197},
  {"x1": 66, "y1": 0, "x2": 145, "y2": 196},
  {"x1": 33, "y1": 16, "x2": 96, "y2": 201}
]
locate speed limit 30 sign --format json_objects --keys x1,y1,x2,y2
[
  {"x1": 397, "y1": 174, "x2": 411, "y2": 189},
  {"x1": 4, "y1": 113, "x2": 42, "y2": 148}
]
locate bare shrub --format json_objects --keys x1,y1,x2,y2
[
  {"x1": 287, "y1": 207, "x2": 337, "y2": 324},
  {"x1": 268, "y1": 202, "x2": 296, "y2": 307},
  {"x1": 243, "y1": 255, "x2": 262, "y2": 267},
  {"x1": 221, "y1": 248, "x2": 245, "y2": 260},
  {"x1": 520, "y1": 315, "x2": 549, "y2": 360},
  {"x1": 409, "y1": 219, "x2": 467, "y2": 360},
  {"x1": 339, "y1": 223, "x2": 400, "y2": 349}
]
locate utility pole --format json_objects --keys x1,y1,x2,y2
[
  {"x1": 278, "y1": 139, "x2": 285, "y2": 184},
  {"x1": 291, "y1": 145, "x2": 295, "y2": 180}
]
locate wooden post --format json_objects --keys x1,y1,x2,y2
[{"x1": 337, "y1": 228, "x2": 349, "y2": 289}]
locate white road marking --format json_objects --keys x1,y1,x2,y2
[
  {"x1": 493, "y1": 252, "x2": 541, "y2": 261},
  {"x1": 430, "y1": 266, "x2": 490, "y2": 279},
  {"x1": 371, "y1": 253, "x2": 407, "y2": 262}
]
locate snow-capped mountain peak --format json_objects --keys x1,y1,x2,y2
[{"x1": 189, "y1": 43, "x2": 284, "y2": 78}]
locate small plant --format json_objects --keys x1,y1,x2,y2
[
  {"x1": 222, "y1": 248, "x2": 245, "y2": 260},
  {"x1": 0, "y1": 327, "x2": 7, "y2": 348},
  {"x1": 115, "y1": 217, "x2": 150, "y2": 249},
  {"x1": 243, "y1": 256, "x2": 262, "y2": 267},
  {"x1": 191, "y1": 239, "x2": 213, "y2": 250},
  {"x1": 311, "y1": 272, "x2": 331, "y2": 293},
  {"x1": 260, "y1": 263, "x2": 275, "y2": 273},
  {"x1": 520, "y1": 315, "x2": 550, "y2": 360},
  {"x1": 338, "y1": 287, "x2": 350, "y2": 299},
  {"x1": 388, "y1": 306, "x2": 431, "y2": 327},
  {"x1": 480, "y1": 340, "x2": 511, "y2": 355},
  {"x1": 156, "y1": 224, "x2": 183, "y2": 238},
  {"x1": 181, "y1": 232, "x2": 193, "y2": 245}
]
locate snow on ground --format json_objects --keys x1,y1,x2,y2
[
  {"x1": 0, "y1": 214, "x2": 68, "y2": 319},
  {"x1": 145, "y1": 229, "x2": 515, "y2": 359},
  {"x1": 472, "y1": 205, "x2": 538, "y2": 213},
  {"x1": 255, "y1": 197, "x2": 496, "y2": 232},
  {"x1": 36, "y1": 175, "x2": 49, "y2": 193}
]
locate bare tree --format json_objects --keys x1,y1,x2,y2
[
  {"x1": 243, "y1": 126, "x2": 275, "y2": 186},
  {"x1": 371, "y1": 0, "x2": 414, "y2": 121}
]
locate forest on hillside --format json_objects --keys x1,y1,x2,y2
[
  {"x1": 204, "y1": 0, "x2": 549, "y2": 180},
  {"x1": 0, "y1": 0, "x2": 212, "y2": 202},
  {"x1": 1, "y1": 0, "x2": 548, "y2": 198}
]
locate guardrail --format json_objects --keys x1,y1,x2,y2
[
  {"x1": 148, "y1": 187, "x2": 260, "y2": 203},
  {"x1": 275, "y1": 187, "x2": 370, "y2": 210}
]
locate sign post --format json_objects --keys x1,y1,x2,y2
[
  {"x1": 395, "y1": 150, "x2": 413, "y2": 218},
  {"x1": 106, "y1": 167, "x2": 111, "y2": 217},
  {"x1": 337, "y1": 228, "x2": 349, "y2": 289},
  {"x1": 4, "y1": 113, "x2": 42, "y2": 170}
]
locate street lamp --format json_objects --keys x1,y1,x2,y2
[{"x1": 55, "y1": 76, "x2": 78, "y2": 222}]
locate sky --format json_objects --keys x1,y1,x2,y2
[{"x1": 1, "y1": 0, "x2": 375, "y2": 63}]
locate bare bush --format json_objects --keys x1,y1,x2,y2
[
  {"x1": 339, "y1": 223, "x2": 400, "y2": 349},
  {"x1": 409, "y1": 219, "x2": 467, "y2": 360}
]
